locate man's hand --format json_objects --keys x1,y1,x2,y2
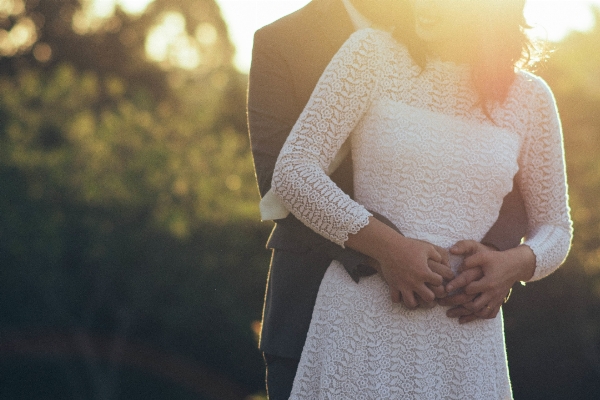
[
  {"x1": 438, "y1": 243, "x2": 500, "y2": 324},
  {"x1": 441, "y1": 240, "x2": 535, "y2": 322},
  {"x1": 437, "y1": 265, "x2": 486, "y2": 324}
]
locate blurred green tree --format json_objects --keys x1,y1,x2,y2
[
  {"x1": 0, "y1": 0, "x2": 256, "y2": 237},
  {"x1": 0, "y1": 0, "x2": 267, "y2": 398}
]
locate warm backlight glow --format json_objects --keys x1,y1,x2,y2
[
  {"x1": 525, "y1": 0, "x2": 600, "y2": 41},
  {"x1": 88, "y1": 0, "x2": 155, "y2": 17},
  {"x1": 0, "y1": 0, "x2": 36, "y2": 56},
  {"x1": 74, "y1": 0, "x2": 155, "y2": 33},
  {"x1": 0, "y1": 17, "x2": 37, "y2": 56},
  {"x1": 83, "y1": 0, "x2": 212, "y2": 70},
  {"x1": 0, "y1": 0, "x2": 24, "y2": 17},
  {"x1": 118, "y1": 0, "x2": 155, "y2": 14},
  {"x1": 77, "y1": 0, "x2": 600, "y2": 72},
  {"x1": 215, "y1": 0, "x2": 600, "y2": 72},
  {"x1": 145, "y1": 12, "x2": 203, "y2": 70}
]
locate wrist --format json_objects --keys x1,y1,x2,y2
[
  {"x1": 379, "y1": 233, "x2": 411, "y2": 265},
  {"x1": 507, "y1": 245, "x2": 536, "y2": 282},
  {"x1": 347, "y1": 216, "x2": 406, "y2": 265},
  {"x1": 480, "y1": 241, "x2": 500, "y2": 252}
]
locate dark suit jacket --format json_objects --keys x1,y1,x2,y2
[{"x1": 247, "y1": 0, "x2": 527, "y2": 359}]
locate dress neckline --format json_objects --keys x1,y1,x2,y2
[{"x1": 426, "y1": 56, "x2": 471, "y2": 74}]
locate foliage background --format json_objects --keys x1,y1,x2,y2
[{"x1": 0, "y1": 1, "x2": 599, "y2": 399}]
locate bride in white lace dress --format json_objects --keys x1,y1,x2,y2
[{"x1": 271, "y1": 1, "x2": 572, "y2": 399}]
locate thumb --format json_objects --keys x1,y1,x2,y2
[{"x1": 450, "y1": 240, "x2": 478, "y2": 256}]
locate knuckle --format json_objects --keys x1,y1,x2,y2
[
  {"x1": 459, "y1": 309, "x2": 472, "y2": 317},
  {"x1": 467, "y1": 268, "x2": 480, "y2": 278},
  {"x1": 446, "y1": 297, "x2": 460, "y2": 306},
  {"x1": 464, "y1": 286, "x2": 477, "y2": 295},
  {"x1": 423, "y1": 293, "x2": 435, "y2": 303}
]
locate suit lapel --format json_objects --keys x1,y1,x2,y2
[
  {"x1": 305, "y1": 0, "x2": 357, "y2": 197},
  {"x1": 291, "y1": 0, "x2": 356, "y2": 104}
]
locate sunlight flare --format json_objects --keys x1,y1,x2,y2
[
  {"x1": 84, "y1": 0, "x2": 155, "y2": 17},
  {"x1": 215, "y1": 0, "x2": 600, "y2": 72},
  {"x1": 145, "y1": 12, "x2": 202, "y2": 70}
]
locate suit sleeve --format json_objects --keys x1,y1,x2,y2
[
  {"x1": 480, "y1": 182, "x2": 528, "y2": 252},
  {"x1": 272, "y1": 29, "x2": 385, "y2": 247},
  {"x1": 248, "y1": 28, "x2": 299, "y2": 198},
  {"x1": 247, "y1": 27, "x2": 375, "y2": 280}
]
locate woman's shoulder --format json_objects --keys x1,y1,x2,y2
[
  {"x1": 500, "y1": 70, "x2": 560, "y2": 134},
  {"x1": 337, "y1": 28, "x2": 413, "y2": 71},
  {"x1": 347, "y1": 27, "x2": 393, "y2": 44},
  {"x1": 339, "y1": 28, "x2": 403, "y2": 57},
  {"x1": 511, "y1": 70, "x2": 557, "y2": 108}
]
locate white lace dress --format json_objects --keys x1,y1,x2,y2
[{"x1": 271, "y1": 28, "x2": 572, "y2": 400}]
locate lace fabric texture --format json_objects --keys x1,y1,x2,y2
[{"x1": 271, "y1": 28, "x2": 573, "y2": 399}]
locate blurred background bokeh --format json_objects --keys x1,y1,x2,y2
[{"x1": 0, "y1": 1, "x2": 599, "y2": 399}]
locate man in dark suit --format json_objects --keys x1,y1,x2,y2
[{"x1": 247, "y1": 0, "x2": 527, "y2": 398}]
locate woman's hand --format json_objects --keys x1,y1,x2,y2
[
  {"x1": 377, "y1": 236, "x2": 454, "y2": 308},
  {"x1": 443, "y1": 240, "x2": 536, "y2": 322},
  {"x1": 365, "y1": 245, "x2": 451, "y2": 309},
  {"x1": 346, "y1": 217, "x2": 455, "y2": 309}
]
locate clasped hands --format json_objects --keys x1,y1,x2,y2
[
  {"x1": 346, "y1": 216, "x2": 535, "y2": 324},
  {"x1": 372, "y1": 238, "x2": 532, "y2": 324}
]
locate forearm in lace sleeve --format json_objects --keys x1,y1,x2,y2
[
  {"x1": 271, "y1": 29, "x2": 387, "y2": 247},
  {"x1": 519, "y1": 76, "x2": 573, "y2": 281}
]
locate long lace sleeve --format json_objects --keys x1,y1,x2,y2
[
  {"x1": 518, "y1": 74, "x2": 573, "y2": 281},
  {"x1": 271, "y1": 29, "x2": 386, "y2": 247}
]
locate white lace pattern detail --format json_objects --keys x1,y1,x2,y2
[{"x1": 271, "y1": 28, "x2": 573, "y2": 399}]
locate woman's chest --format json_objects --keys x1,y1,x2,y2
[{"x1": 351, "y1": 99, "x2": 522, "y2": 197}]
